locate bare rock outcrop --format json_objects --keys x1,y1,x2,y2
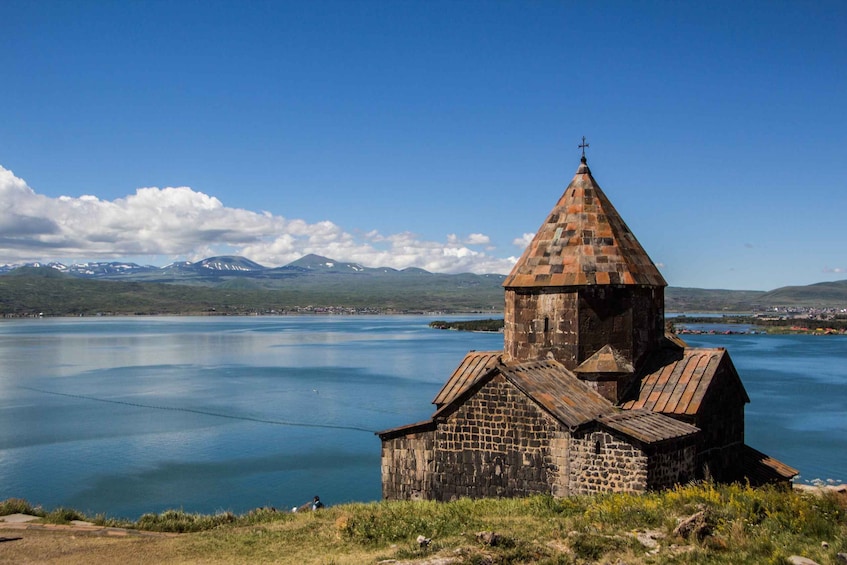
[{"x1": 673, "y1": 508, "x2": 714, "y2": 542}]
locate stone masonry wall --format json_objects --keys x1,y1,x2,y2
[
  {"x1": 577, "y1": 285, "x2": 664, "y2": 370},
  {"x1": 697, "y1": 363, "x2": 745, "y2": 448},
  {"x1": 695, "y1": 402, "x2": 745, "y2": 482},
  {"x1": 504, "y1": 286, "x2": 664, "y2": 371},
  {"x1": 685, "y1": 361, "x2": 746, "y2": 482},
  {"x1": 381, "y1": 428, "x2": 435, "y2": 500},
  {"x1": 569, "y1": 427, "x2": 648, "y2": 495},
  {"x1": 645, "y1": 439, "x2": 697, "y2": 490},
  {"x1": 504, "y1": 288, "x2": 579, "y2": 367},
  {"x1": 430, "y1": 375, "x2": 569, "y2": 500}
]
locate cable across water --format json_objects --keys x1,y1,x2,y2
[{"x1": 18, "y1": 385, "x2": 377, "y2": 434}]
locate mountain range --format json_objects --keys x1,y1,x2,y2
[
  {"x1": 2, "y1": 254, "x2": 846, "y2": 315},
  {"x1": 0, "y1": 254, "x2": 474, "y2": 284},
  {"x1": 0, "y1": 254, "x2": 507, "y2": 316}
]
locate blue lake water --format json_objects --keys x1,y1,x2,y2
[{"x1": 0, "y1": 316, "x2": 844, "y2": 519}]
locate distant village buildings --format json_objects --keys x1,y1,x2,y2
[{"x1": 378, "y1": 154, "x2": 796, "y2": 500}]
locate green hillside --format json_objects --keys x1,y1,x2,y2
[
  {"x1": 664, "y1": 287, "x2": 766, "y2": 312},
  {"x1": 759, "y1": 280, "x2": 847, "y2": 306},
  {"x1": 3, "y1": 266, "x2": 846, "y2": 317},
  {"x1": 0, "y1": 268, "x2": 503, "y2": 316}
]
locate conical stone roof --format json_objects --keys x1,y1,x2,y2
[{"x1": 503, "y1": 157, "x2": 666, "y2": 288}]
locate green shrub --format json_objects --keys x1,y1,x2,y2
[
  {"x1": 136, "y1": 509, "x2": 237, "y2": 533},
  {"x1": 0, "y1": 498, "x2": 44, "y2": 517},
  {"x1": 340, "y1": 500, "x2": 478, "y2": 545},
  {"x1": 582, "y1": 491, "x2": 667, "y2": 529},
  {"x1": 240, "y1": 506, "x2": 290, "y2": 526},
  {"x1": 43, "y1": 507, "x2": 85, "y2": 524},
  {"x1": 515, "y1": 493, "x2": 590, "y2": 519}
]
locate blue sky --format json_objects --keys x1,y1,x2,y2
[{"x1": 2, "y1": 0, "x2": 845, "y2": 290}]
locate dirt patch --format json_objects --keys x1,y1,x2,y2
[{"x1": 0, "y1": 526, "x2": 185, "y2": 565}]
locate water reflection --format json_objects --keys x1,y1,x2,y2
[{"x1": 0, "y1": 315, "x2": 501, "y2": 517}]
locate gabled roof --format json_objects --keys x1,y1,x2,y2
[
  {"x1": 432, "y1": 357, "x2": 615, "y2": 429},
  {"x1": 621, "y1": 347, "x2": 749, "y2": 415},
  {"x1": 503, "y1": 157, "x2": 666, "y2": 288},
  {"x1": 739, "y1": 444, "x2": 798, "y2": 483},
  {"x1": 431, "y1": 356, "x2": 699, "y2": 443},
  {"x1": 494, "y1": 359, "x2": 617, "y2": 429},
  {"x1": 598, "y1": 409, "x2": 699, "y2": 444},
  {"x1": 432, "y1": 350, "x2": 501, "y2": 407},
  {"x1": 376, "y1": 419, "x2": 437, "y2": 440},
  {"x1": 384, "y1": 352, "x2": 705, "y2": 446},
  {"x1": 433, "y1": 353, "x2": 619, "y2": 429},
  {"x1": 663, "y1": 332, "x2": 689, "y2": 349},
  {"x1": 574, "y1": 344, "x2": 634, "y2": 374}
]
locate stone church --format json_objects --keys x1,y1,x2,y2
[{"x1": 377, "y1": 154, "x2": 797, "y2": 501}]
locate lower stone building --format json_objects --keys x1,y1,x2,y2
[{"x1": 380, "y1": 353, "x2": 701, "y2": 500}]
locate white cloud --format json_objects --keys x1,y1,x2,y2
[
  {"x1": 823, "y1": 267, "x2": 846, "y2": 274},
  {"x1": 0, "y1": 165, "x2": 517, "y2": 274},
  {"x1": 513, "y1": 233, "x2": 535, "y2": 247},
  {"x1": 447, "y1": 233, "x2": 491, "y2": 246},
  {"x1": 466, "y1": 233, "x2": 490, "y2": 245}
]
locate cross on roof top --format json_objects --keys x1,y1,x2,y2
[{"x1": 578, "y1": 136, "x2": 589, "y2": 159}]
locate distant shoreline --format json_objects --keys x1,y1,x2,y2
[
  {"x1": 4, "y1": 312, "x2": 847, "y2": 335},
  {"x1": 429, "y1": 316, "x2": 847, "y2": 335},
  {"x1": 1, "y1": 310, "x2": 498, "y2": 320}
]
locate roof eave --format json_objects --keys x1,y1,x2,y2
[{"x1": 376, "y1": 419, "x2": 437, "y2": 440}]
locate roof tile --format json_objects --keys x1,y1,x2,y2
[
  {"x1": 497, "y1": 359, "x2": 616, "y2": 428},
  {"x1": 622, "y1": 347, "x2": 749, "y2": 415},
  {"x1": 598, "y1": 410, "x2": 699, "y2": 443},
  {"x1": 504, "y1": 158, "x2": 666, "y2": 288},
  {"x1": 432, "y1": 351, "x2": 501, "y2": 407},
  {"x1": 740, "y1": 444, "x2": 798, "y2": 482}
]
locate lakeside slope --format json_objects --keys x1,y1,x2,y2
[{"x1": 2, "y1": 483, "x2": 845, "y2": 564}]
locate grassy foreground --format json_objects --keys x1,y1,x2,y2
[{"x1": 2, "y1": 483, "x2": 845, "y2": 564}]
